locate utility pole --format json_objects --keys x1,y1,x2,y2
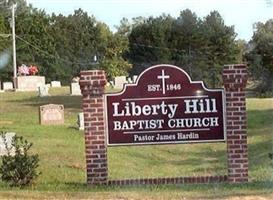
[{"x1": 11, "y1": 3, "x2": 17, "y2": 87}]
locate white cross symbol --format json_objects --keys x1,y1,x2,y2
[{"x1": 157, "y1": 69, "x2": 170, "y2": 94}]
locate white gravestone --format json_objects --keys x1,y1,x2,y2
[
  {"x1": 77, "y1": 112, "x2": 84, "y2": 130},
  {"x1": 3, "y1": 82, "x2": 13, "y2": 90},
  {"x1": 38, "y1": 85, "x2": 49, "y2": 97},
  {"x1": 70, "y1": 82, "x2": 82, "y2": 96},
  {"x1": 72, "y1": 77, "x2": 80, "y2": 82},
  {"x1": 16, "y1": 76, "x2": 45, "y2": 91},
  {"x1": 51, "y1": 81, "x2": 61, "y2": 87},
  {"x1": 0, "y1": 132, "x2": 16, "y2": 156},
  {"x1": 114, "y1": 76, "x2": 127, "y2": 89},
  {"x1": 133, "y1": 75, "x2": 138, "y2": 83},
  {"x1": 0, "y1": 81, "x2": 3, "y2": 93},
  {"x1": 127, "y1": 77, "x2": 133, "y2": 84}
]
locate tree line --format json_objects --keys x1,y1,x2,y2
[{"x1": 0, "y1": 0, "x2": 272, "y2": 95}]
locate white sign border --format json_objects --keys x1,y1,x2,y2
[{"x1": 104, "y1": 64, "x2": 226, "y2": 146}]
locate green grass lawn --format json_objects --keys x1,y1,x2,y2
[{"x1": 0, "y1": 87, "x2": 272, "y2": 199}]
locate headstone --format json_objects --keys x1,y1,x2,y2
[
  {"x1": 70, "y1": 82, "x2": 81, "y2": 96},
  {"x1": 114, "y1": 76, "x2": 127, "y2": 89},
  {"x1": 16, "y1": 76, "x2": 45, "y2": 91},
  {"x1": 127, "y1": 77, "x2": 133, "y2": 83},
  {"x1": 132, "y1": 75, "x2": 138, "y2": 83},
  {"x1": 39, "y1": 104, "x2": 64, "y2": 125},
  {"x1": 0, "y1": 132, "x2": 16, "y2": 156},
  {"x1": 3, "y1": 82, "x2": 13, "y2": 90},
  {"x1": 72, "y1": 77, "x2": 80, "y2": 83},
  {"x1": 77, "y1": 112, "x2": 84, "y2": 130},
  {"x1": 51, "y1": 81, "x2": 61, "y2": 87},
  {"x1": 46, "y1": 83, "x2": 51, "y2": 88},
  {"x1": 38, "y1": 85, "x2": 49, "y2": 97},
  {"x1": 0, "y1": 82, "x2": 4, "y2": 92}
]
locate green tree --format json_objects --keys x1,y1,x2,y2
[
  {"x1": 200, "y1": 11, "x2": 239, "y2": 87},
  {"x1": 50, "y1": 9, "x2": 113, "y2": 82},
  {"x1": 16, "y1": 8, "x2": 58, "y2": 80},
  {"x1": 100, "y1": 31, "x2": 132, "y2": 80},
  {"x1": 170, "y1": 9, "x2": 203, "y2": 78},
  {"x1": 126, "y1": 10, "x2": 239, "y2": 87},
  {"x1": 246, "y1": 20, "x2": 273, "y2": 94},
  {"x1": 128, "y1": 14, "x2": 174, "y2": 74}
]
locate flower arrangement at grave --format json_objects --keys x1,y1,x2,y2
[
  {"x1": 28, "y1": 65, "x2": 39, "y2": 75},
  {"x1": 18, "y1": 64, "x2": 39, "y2": 76}
]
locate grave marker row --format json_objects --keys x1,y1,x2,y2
[{"x1": 113, "y1": 75, "x2": 138, "y2": 89}]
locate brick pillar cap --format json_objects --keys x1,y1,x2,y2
[
  {"x1": 222, "y1": 64, "x2": 248, "y2": 88},
  {"x1": 80, "y1": 70, "x2": 105, "y2": 76},
  {"x1": 79, "y1": 70, "x2": 107, "y2": 87}
]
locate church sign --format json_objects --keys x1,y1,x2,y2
[{"x1": 106, "y1": 64, "x2": 226, "y2": 146}]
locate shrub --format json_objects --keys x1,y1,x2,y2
[{"x1": 0, "y1": 132, "x2": 40, "y2": 187}]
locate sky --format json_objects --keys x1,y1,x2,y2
[{"x1": 26, "y1": 0, "x2": 273, "y2": 41}]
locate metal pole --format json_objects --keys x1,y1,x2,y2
[{"x1": 11, "y1": 3, "x2": 17, "y2": 87}]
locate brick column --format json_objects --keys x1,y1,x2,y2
[
  {"x1": 79, "y1": 70, "x2": 108, "y2": 185},
  {"x1": 223, "y1": 64, "x2": 248, "y2": 183}
]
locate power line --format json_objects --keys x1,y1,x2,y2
[
  {"x1": 16, "y1": 34, "x2": 220, "y2": 66},
  {"x1": 16, "y1": 35, "x2": 98, "y2": 65},
  {"x1": 131, "y1": 43, "x2": 187, "y2": 53},
  {"x1": 0, "y1": 33, "x2": 11, "y2": 38},
  {"x1": 131, "y1": 42, "x2": 218, "y2": 57}
]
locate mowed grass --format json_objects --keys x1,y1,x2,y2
[{"x1": 0, "y1": 87, "x2": 272, "y2": 199}]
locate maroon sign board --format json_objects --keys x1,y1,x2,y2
[{"x1": 105, "y1": 64, "x2": 226, "y2": 146}]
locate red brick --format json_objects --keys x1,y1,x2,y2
[
  {"x1": 234, "y1": 159, "x2": 248, "y2": 163},
  {"x1": 80, "y1": 70, "x2": 108, "y2": 185},
  {"x1": 223, "y1": 64, "x2": 248, "y2": 184},
  {"x1": 229, "y1": 154, "x2": 241, "y2": 159},
  {"x1": 94, "y1": 168, "x2": 107, "y2": 173},
  {"x1": 92, "y1": 141, "x2": 104, "y2": 145},
  {"x1": 90, "y1": 103, "x2": 103, "y2": 108}
]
